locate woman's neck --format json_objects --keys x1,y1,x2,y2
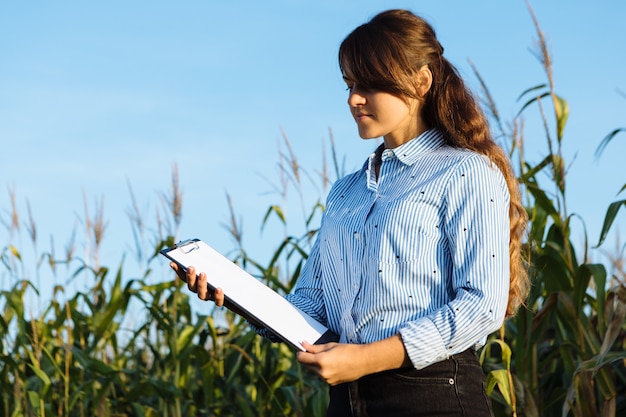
[{"x1": 382, "y1": 122, "x2": 429, "y2": 149}]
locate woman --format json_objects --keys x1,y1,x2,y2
[{"x1": 174, "y1": 9, "x2": 528, "y2": 417}]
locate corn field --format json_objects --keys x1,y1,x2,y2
[{"x1": 1, "y1": 6, "x2": 625, "y2": 417}]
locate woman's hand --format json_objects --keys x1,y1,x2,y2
[
  {"x1": 297, "y1": 342, "x2": 371, "y2": 385},
  {"x1": 297, "y1": 335, "x2": 411, "y2": 386},
  {"x1": 170, "y1": 263, "x2": 266, "y2": 327},
  {"x1": 170, "y1": 262, "x2": 225, "y2": 306}
]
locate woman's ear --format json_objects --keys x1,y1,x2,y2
[{"x1": 416, "y1": 65, "x2": 433, "y2": 98}]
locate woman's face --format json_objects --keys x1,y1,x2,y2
[{"x1": 345, "y1": 81, "x2": 422, "y2": 148}]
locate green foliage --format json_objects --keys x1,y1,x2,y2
[
  {"x1": 471, "y1": 5, "x2": 626, "y2": 417},
  {"x1": 0, "y1": 238, "x2": 328, "y2": 416}
]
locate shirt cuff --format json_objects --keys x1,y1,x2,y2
[{"x1": 399, "y1": 318, "x2": 450, "y2": 369}]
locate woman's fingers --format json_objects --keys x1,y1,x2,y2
[
  {"x1": 214, "y1": 288, "x2": 225, "y2": 307},
  {"x1": 196, "y1": 276, "x2": 225, "y2": 305},
  {"x1": 170, "y1": 262, "x2": 225, "y2": 305},
  {"x1": 186, "y1": 266, "x2": 198, "y2": 292},
  {"x1": 170, "y1": 262, "x2": 187, "y2": 282},
  {"x1": 196, "y1": 272, "x2": 209, "y2": 300}
]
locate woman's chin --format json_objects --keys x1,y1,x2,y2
[{"x1": 357, "y1": 132, "x2": 381, "y2": 140}]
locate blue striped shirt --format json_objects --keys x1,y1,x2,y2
[{"x1": 285, "y1": 128, "x2": 510, "y2": 369}]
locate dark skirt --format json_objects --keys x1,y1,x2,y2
[{"x1": 326, "y1": 349, "x2": 494, "y2": 417}]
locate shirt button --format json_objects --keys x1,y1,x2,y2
[{"x1": 353, "y1": 231, "x2": 360, "y2": 239}]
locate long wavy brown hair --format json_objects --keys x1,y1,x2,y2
[{"x1": 339, "y1": 9, "x2": 529, "y2": 317}]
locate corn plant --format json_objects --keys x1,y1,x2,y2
[{"x1": 474, "y1": 4, "x2": 626, "y2": 417}]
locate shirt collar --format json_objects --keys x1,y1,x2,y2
[{"x1": 379, "y1": 128, "x2": 446, "y2": 166}]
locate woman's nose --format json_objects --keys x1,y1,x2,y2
[{"x1": 348, "y1": 90, "x2": 366, "y2": 107}]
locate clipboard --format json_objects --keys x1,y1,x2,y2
[{"x1": 160, "y1": 238, "x2": 338, "y2": 351}]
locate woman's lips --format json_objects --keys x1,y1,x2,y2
[{"x1": 355, "y1": 112, "x2": 372, "y2": 122}]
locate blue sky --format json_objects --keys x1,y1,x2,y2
[{"x1": 1, "y1": 1, "x2": 625, "y2": 300}]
